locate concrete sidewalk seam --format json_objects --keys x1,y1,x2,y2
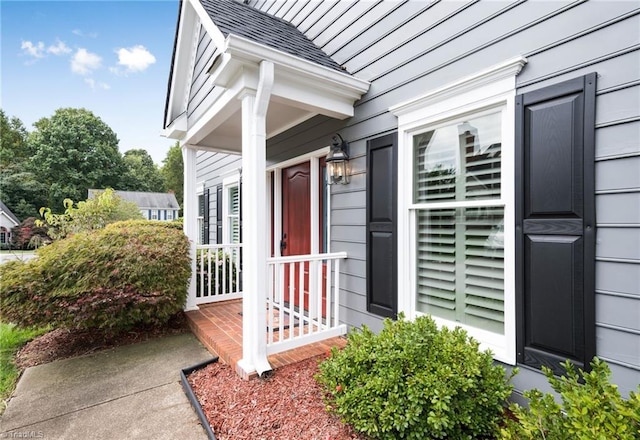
[{"x1": 2, "y1": 380, "x2": 180, "y2": 433}]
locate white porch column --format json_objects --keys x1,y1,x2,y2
[
  {"x1": 237, "y1": 60, "x2": 274, "y2": 378},
  {"x1": 182, "y1": 144, "x2": 199, "y2": 311}
]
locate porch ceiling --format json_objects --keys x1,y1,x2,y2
[{"x1": 191, "y1": 100, "x2": 315, "y2": 154}]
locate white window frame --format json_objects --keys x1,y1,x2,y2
[
  {"x1": 391, "y1": 57, "x2": 526, "y2": 364},
  {"x1": 222, "y1": 174, "x2": 241, "y2": 244},
  {"x1": 196, "y1": 182, "x2": 205, "y2": 245}
]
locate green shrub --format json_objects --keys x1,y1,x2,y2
[
  {"x1": 38, "y1": 188, "x2": 143, "y2": 240},
  {"x1": 500, "y1": 358, "x2": 640, "y2": 440},
  {"x1": 316, "y1": 314, "x2": 513, "y2": 439},
  {"x1": 0, "y1": 220, "x2": 190, "y2": 333}
]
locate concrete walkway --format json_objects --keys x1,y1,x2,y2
[{"x1": 0, "y1": 333, "x2": 213, "y2": 439}]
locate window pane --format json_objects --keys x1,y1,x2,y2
[
  {"x1": 416, "y1": 207, "x2": 504, "y2": 334},
  {"x1": 227, "y1": 185, "x2": 240, "y2": 244},
  {"x1": 228, "y1": 186, "x2": 239, "y2": 215},
  {"x1": 414, "y1": 112, "x2": 502, "y2": 203}
]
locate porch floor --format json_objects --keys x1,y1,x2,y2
[{"x1": 185, "y1": 299, "x2": 347, "y2": 379}]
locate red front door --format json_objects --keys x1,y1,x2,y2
[{"x1": 281, "y1": 162, "x2": 311, "y2": 308}]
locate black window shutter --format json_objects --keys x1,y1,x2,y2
[
  {"x1": 215, "y1": 184, "x2": 222, "y2": 244},
  {"x1": 515, "y1": 73, "x2": 596, "y2": 375},
  {"x1": 366, "y1": 132, "x2": 398, "y2": 318}
]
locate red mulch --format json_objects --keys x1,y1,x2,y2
[{"x1": 188, "y1": 356, "x2": 368, "y2": 440}]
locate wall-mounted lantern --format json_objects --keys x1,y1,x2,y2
[{"x1": 326, "y1": 134, "x2": 350, "y2": 185}]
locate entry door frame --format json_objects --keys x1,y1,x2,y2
[{"x1": 267, "y1": 147, "x2": 331, "y2": 259}]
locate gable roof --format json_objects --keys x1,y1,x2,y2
[
  {"x1": 0, "y1": 200, "x2": 20, "y2": 225},
  {"x1": 88, "y1": 190, "x2": 180, "y2": 210},
  {"x1": 199, "y1": 0, "x2": 343, "y2": 72}
]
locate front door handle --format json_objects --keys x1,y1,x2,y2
[{"x1": 280, "y1": 233, "x2": 287, "y2": 254}]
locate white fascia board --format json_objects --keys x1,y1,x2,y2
[
  {"x1": 390, "y1": 56, "x2": 527, "y2": 118},
  {"x1": 163, "y1": 112, "x2": 188, "y2": 139},
  {"x1": 166, "y1": 1, "x2": 198, "y2": 128},
  {"x1": 1, "y1": 212, "x2": 20, "y2": 227},
  {"x1": 223, "y1": 34, "x2": 370, "y2": 100},
  {"x1": 187, "y1": 0, "x2": 227, "y2": 50}
]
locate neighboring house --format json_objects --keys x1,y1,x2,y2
[
  {"x1": 0, "y1": 200, "x2": 20, "y2": 245},
  {"x1": 88, "y1": 190, "x2": 180, "y2": 221},
  {"x1": 163, "y1": 0, "x2": 640, "y2": 400}
]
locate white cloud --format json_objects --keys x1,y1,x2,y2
[
  {"x1": 72, "y1": 29, "x2": 98, "y2": 38},
  {"x1": 71, "y1": 48, "x2": 102, "y2": 75},
  {"x1": 47, "y1": 39, "x2": 71, "y2": 55},
  {"x1": 112, "y1": 45, "x2": 156, "y2": 74},
  {"x1": 21, "y1": 40, "x2": 45, "y2": 58},
  {"x1": 83, "y1": 78, "x2": 110, "y2": 90}
]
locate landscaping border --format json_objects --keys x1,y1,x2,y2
[{"x1": 180, "y1": 356, "x2": 219, "y2": 440}]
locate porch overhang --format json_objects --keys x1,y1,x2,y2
[{"x1": 165, "y1": 33, "x2": 369, "y2": 152}]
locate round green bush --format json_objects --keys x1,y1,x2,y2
[
  {"x1": 0, "y1": 220, "x2": 191, "y2": 332},
  {"x1": 316, "y1": 315, "x2": 513, "y2": 440}
]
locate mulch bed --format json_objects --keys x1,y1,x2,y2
[
  {"x1": 14, "y1": 313, "x2": 189, "y2": 370},
  {"x1": 188, "y1": 356, "x2": 367, "y2": 440},
  {"x1": 13, "y1": 314, "x2": 365, "y2": 438}
]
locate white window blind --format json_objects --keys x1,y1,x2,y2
[
  {"x1": 414, "y1": 111, "x2": 505, "y2": 334},
  {"x1": 227, "y1": 185, "x2": 240, "y2": 244}
]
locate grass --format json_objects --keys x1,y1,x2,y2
[{"x1": 0, "y1": 322, "x2": 49, "y2": 414}]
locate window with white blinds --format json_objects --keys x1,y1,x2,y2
[
  {"x1": 226, "y1": 184, "x2": 240, "y2": 244},
  {"x1": 413, "y1": 111, "x2": 505, "y2": 335},
  {"x1": 197, "y1": 193, "x2": 205, "y2": 245}
]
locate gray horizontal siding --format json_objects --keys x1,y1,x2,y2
[
  {"x1": 196, "y1": 151, "x2": 242, "y2": 244},
  {"x1": 188, "y1": 26, "x2": 221, "y2": 124},
  {"x1": 238, "y1": 0, "x2": 640, "y2": 395}
]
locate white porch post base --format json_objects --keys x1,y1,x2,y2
[
  {"x1": 182, "y1": 144, "x2": 199, "y2": 312},
  {"x1": 238, "y1": 61, "x2": 274, "y2": 378}
]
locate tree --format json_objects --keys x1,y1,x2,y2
[
  {"x1": 27, "y1": 108, "x2": 126, "y2": 208},
  {"x1": 39, "y1": 188, "x2": 143, "y2": 240},
  {"x1": 161, "y1": 141, "x2": 183, "y2": 209},
  {"x1": 121, "y1": 149, "x2": 165, "y2": 192},
  {"x1": 0, "y1": 110, "x2": 30, "y2": 167},
  {"x1": 0, "y1": 171, "x2": 49, "y2": 219},
  {"x1": 11, "y1": 217, "x2": 50, "y2": 250}
]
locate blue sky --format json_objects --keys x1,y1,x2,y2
[{"x1": 1, "y1": 0, "x2": 180, "y2": 164}]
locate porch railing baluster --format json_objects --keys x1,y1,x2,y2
[
  {"x1": 265, "y1": 252, "x2": 347, "y2": 356},
  {"x1": 194, "y1": 244, "x2": 243, "y2": 304}
]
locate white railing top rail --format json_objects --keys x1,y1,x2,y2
[
  {"x1": 267, "y1": 251, "x2": 347, "y2": 264},
  {"x1": 197, "y1": 243, "x2": 243, "y2": 250}
]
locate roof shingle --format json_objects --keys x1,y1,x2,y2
[{"x1": 200, "y1": 0, "x2": 344, "y2": 72}]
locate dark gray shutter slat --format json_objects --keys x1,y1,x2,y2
[
  {"x1": 366, "y1": 133, "x2": 398, "y2": 318},
  {"x1": 215, "y1": 184, "x2": 222, "y2": 244},
  {"x1": 515, "y1": 73, "x2": 596, "y2": 375}
]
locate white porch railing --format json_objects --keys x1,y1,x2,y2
[
  {"x1": 195, "y1": 244, "x2": 243, "y2": 304},
  {"x1": 266, "y1": 252, "x2": 348, "y2": 355}
]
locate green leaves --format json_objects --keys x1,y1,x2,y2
[
  {"x1": 160, "y1": 142, "x2": 183, "y2": 209},
  {"x1": 316, "y1": 314, "x2": 513, "y2": 439},
  {"x1": 37, "y1": 188, "x2": 143, "y2": 240},
  {"x1": 500, "y1": 358, "x2": 640, "y2": 440},
  {"x1": 28, "y1": 108, "x2": 126, "y2": 207},
  {"x1": 0, "y1": 220, "x2": 190, "y2": 333}
]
